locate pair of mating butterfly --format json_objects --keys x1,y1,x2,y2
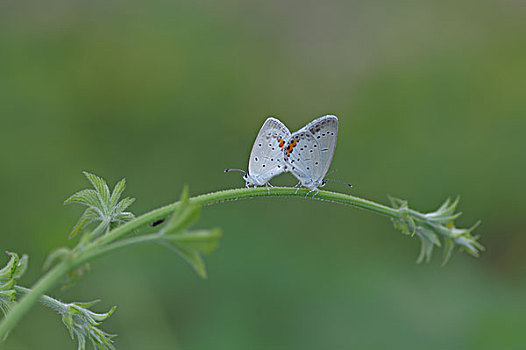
[{"x1": 226, "y1": 115, "x2": 345, "y2": 196}]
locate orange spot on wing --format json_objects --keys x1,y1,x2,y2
[{"x1": 286, "y1": 139, "x2": 301, "y2": 154}]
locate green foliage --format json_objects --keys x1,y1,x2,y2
[
  {"x1": 25, "y1": 175, "x2": 221, "y2": 348},
  {"x1": 389, "y1": 196, "x2": 483, "y2": 264},
  {"x1": 1, "y1": 252, "x2": 115, "y2": 348},
  {"x1": 65, "y1": 172, "x2": 136, "y2": 239},
  {"x1": 60, "y1": 300, "x2": 116, "y2": 350},
  {"x1": 0, "y1": 252, "x2": 27, "y2": 320},
  {"x1": 0, "y1": 173, "x2": 482, "y2": 349},
  {"x1": 156, "y1": 187, "x2": 222, "y2": 278}
]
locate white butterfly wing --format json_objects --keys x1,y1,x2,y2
[
  {"x1": 303, "y1": 115, "x2": 338, "y2": 180},
  {"x1": 247, "y1": 117, "x2": 291, "y2": 185},
  {"x1": 284, "y1": 129, "x2": 322, "y2": 188},
  {"x1": 285, "y1": 115, "x2": 338, "y2": 188}
]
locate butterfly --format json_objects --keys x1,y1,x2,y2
[
  {"x1": 226, "y1": 115, "x2": 340, "y2": 195},
  {"x1": 283, "y1": 115, "x2": 339, "y2": 196},
  {"x1": 225, "y1": 117, "x2": 291, "y2": 188}
]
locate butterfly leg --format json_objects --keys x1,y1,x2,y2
[
  {"x1": 305, "y1": 188, "x2": 319, "y2": 198},
  {"x1": 294, "y1": 182, "x2": 302, "y2": 194}
]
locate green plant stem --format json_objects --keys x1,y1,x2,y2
[
  {"x1": 0, "y1": 186, "x2": 430, "y2": 340},
  {"x1": 14, "y1": 286, "x2": 66, "y2": 314},
  {"x1": 95, "y1": 187, "x2": 399, "y2": 248},
  {"x1": 76, "y1": 233, "x2": 163, "y2": 267}
]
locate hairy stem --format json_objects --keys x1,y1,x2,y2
[
  {"x1": 94, "y1": 187, "x2": 398, "y2": 248},
  {"x1": 76, "y1": 233, "x2": 163, "y2": 266},
  {"x1": 15, "y1": 286, "x2": 67, "y2": 314}
]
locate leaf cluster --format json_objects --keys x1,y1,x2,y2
[
  {"x1": 0, "y1": 253, "x2": 27, "y2": 321},
  {"x1": 155, "y1": 186, "x2": 222, "y2": 278},
  {"x1": 60, "y1": 300, "x2": 116, "y2": 350},
  {"x1": 64, "y1": 172, "x2": 135, "y2": 239},
  {"x1": 389, "y1": 196, "x2": 483, "y2": 264}
]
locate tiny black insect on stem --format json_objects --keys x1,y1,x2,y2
[{"x1": 152, "y1": 218, "x2": 165, "y2": 227}]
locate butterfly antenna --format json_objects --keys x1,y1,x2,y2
[
  {"x1": 324, "y1": 178, "x2": 353, "y2": 188},
  {"x1": 224, "y1": 168, "x2": 247, "y2": 174}
]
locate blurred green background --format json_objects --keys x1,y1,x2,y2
[{"x1": 1, "y1": 0, "x2": 525, "y2": 349}]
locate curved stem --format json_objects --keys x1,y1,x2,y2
[
  {"x1": 95, "y1": 187, "x2": 398, "y2": 248},
  {"x1": 76, "y1": 233, "x2": 163, "y2": 267},
  {"x1": 0, "y1": 187, "x2": 407, "y2": 340}
]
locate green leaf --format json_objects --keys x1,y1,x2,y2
[
  {"x1": 109, "y1": 178, "x2": 126, "y2": 210},
  {"x1": 83, "y1": 172, "x2": 111, "y2": 213},
  {"x1": 435, "y1": 197, "x2": 451, "y2": 214},
  {"x1": 430, "y1": 212, "x2": 463, "y2": 223},
  {"x1": 0, "y1": 252, "x2": 28, "y2": 324},
  {"x1": 64, "y1": 189, "x2": 101, "y2": 210},
  {"x1": 168, "y1": 244, "x2": 207, "y2": 278},
  {"x1": 391, "y1": 216, "x2": 416, "y2": 236},
  {"x1": 164, "y1": 204, "x2": 200, "y2": 234},
  {"x1": 115, "y1": 211, "x2": 135, "y2": 222},
  {"x1": 416, "y1": 232, "x2": 434, "y2": 264},
  {"x1": 0, "y1": 279, "x2": 15, "y2": 293},
  {"x1": 12, "y1": 254, "x2": 28, "y2": 279},
  {"x1": 113, "y1": 197, "x2": 135, "y2": 216},
  {"x1": 418, "y1": 227, "x2": 441, "y2": 247},
  {"x1": 161, "y1": 186, "x2": 200, "y2": 234},
  {"x1": 62, "y1": 311, "x2": 75, "y2": 339},
  {"x1": 88, "y1": 305, "x2": 116, "y2": 323},
  {"x1": 387, "y1": 195, "x2": 407, "y2": 209},
  {"x1": 442, "y1": 237, "x2": 455, "y2": 266},
  {"x1": 69, "y1": 208, "x2": 100, "y2": 238},
  {"x1": 154, "y1": 187, "x2": 221, "y2": 278},
  {"x1": 425, "y1": 197, "x2": 462, "y2": 223},
  {"x1": 0, "y1": 288, "x2": 15, "y2": 318},
  {"x1": 164, "y1": 229, "x2": 222, "y2": 254},
  {"x1": 71, "y1": 300, "x2": 101, "y2": 309},
  {"x1": 0, "y1": 252, "x2": 27, "y2": 282},
  {"x1": 0, "y1": 253, "x2": 18, "y2": 281},
  {"x1": 441, "y1": 196, "x2": 460, "y2": 216},
  {"x1": 455, "y1": 235, "x2": 483, "y2": 257},
  {"x1": 65, "y1": 172, "x2": 136, "y2": 241},
  {"x1": 391, "y1": 218, "x2": 410, "y2": 235}
]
